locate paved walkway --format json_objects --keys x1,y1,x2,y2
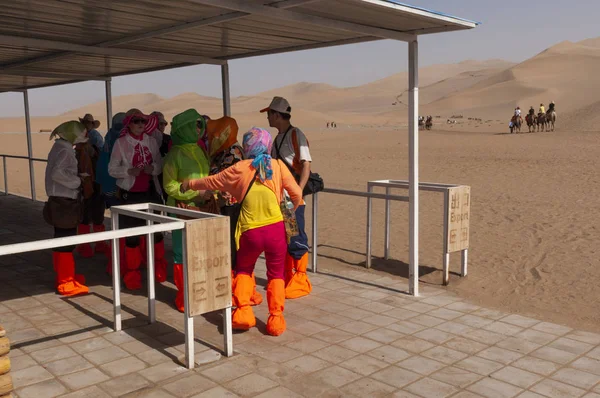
[{"x1": 1, "y1": 194, "x2": 600, "y2": 398}]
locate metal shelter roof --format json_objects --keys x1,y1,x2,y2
[{"x1": 0, "y1": 0, "x2": 477, "y2": 93}]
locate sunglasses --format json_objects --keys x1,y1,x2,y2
[{"x1": 131, "y1": 118, "x2": 147, "y2": 125}]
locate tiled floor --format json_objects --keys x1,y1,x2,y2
[{"x1": 2, "y1": 195, "x2": 600, "y2": 398}]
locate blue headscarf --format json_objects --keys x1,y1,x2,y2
[
  {"x1": 96, "y1": 112, "x2": 126, "y2": 200},
  {"x1": 242, "y1": 127, "x2": 273, "y2": 182}
]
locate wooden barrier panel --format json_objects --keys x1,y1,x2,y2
[
  {"x1": 185, "y1": 217, "x2": 232, "y2": 318},
  {"x1": 447, "y1": 186, "x2": 471, "y2": 253}
]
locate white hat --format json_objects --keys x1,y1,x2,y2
[{"x1": 260, "y1": 96, "x2": 292, "y2": 114}]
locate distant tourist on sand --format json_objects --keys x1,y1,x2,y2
[
  {"x1": 262, "y1": 96, "x2": 313, "y2": 299},
  {"x1": 44, "y1": 121, "x2": 90, "y2": 296},
  {"x1": 108, "y1": 109, "x2": 166, "y2": 290},
  {"x1": 180, "y1": 127, "x2": 302, "y2": 335}
]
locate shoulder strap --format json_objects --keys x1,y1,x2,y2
[
  {"x1": 274, "y1": 127, "x2": 299, "y2": 179},
  {"x1": 240, "y1": 169, "x2": 259, "y2": 206}
]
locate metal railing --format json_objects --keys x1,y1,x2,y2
[
  {"x1": 0, "y1": 153, "x2": 48, "y2": 200},
  {"x1": 310, "y1": 187, "x2": 410, "y2": 275},
  {"x1": 0, "y1": 203, "x2": 232, "y2": 369}
]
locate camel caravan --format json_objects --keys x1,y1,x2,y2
[{"x1": 511, "y1": 102, "x2": 557, "y2": 133}]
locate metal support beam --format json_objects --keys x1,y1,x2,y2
[
  {"x1": 0, "y1": 0, "x2": 316, "y2": 73},
  {"x1": 0, "y1": 70, "x2": 110, "y2": 81},
  {"x1": 23, "y1": 90, "x2": 35, "y2": 201},
  {"x1": 408, "y1": 40, "x2": 419, "y2": 296},
  {"x1": 190, "y1": 0, "x2": 417, "y2": 42},
  {"x1": 105, "y1": 79, "x2": 113, "y2": 129},
  {"x1": 0, "y1": 35, "x2": 225, "y2": 66},
  {"x1": 221, "y1": 63, "x2": 231, "y2": 117}
]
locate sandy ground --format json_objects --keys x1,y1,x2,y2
[{"x1": 1, "y1": 120, "x2": 599, "y2": 334}]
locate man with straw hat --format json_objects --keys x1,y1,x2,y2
[{"x1": 79, "y1": 114, "x2": 104, "y2": 152}]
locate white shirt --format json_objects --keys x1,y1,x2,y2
[
  {"x1": 108, "y1": 133, "x2": 163, "y2": 192},
  {"x1": 515, "y1": 109, "x2": 521, "y2": 117},
  {"x1": 271, "y1": 126, "x2": 312, "y2": 173},
  {"x1": 45, "y1": 139, "x2": 81, "y2": 199}
]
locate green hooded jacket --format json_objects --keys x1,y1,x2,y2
[{"x1": 162, "y1": 109, "x2": 210, "y2": 207}]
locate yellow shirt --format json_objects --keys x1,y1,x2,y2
[
  {"x1": 235, "y1": 181, "x2": 283, "y2": 249},
  {"x1": 539, "y1": 106, "x2": 545, "y2": 114}
]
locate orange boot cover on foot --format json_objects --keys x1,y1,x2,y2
[
  {"x1": 285, "y1": 253, "x2": 312, "y2": 299},
  {"x1": 250, "y1": 273, "x2": 263, "y2": 306},
  {"x1": 266, "y1": 279, "x2": 286, "y2": 336},
  {"x1": 93, "y1": 224, "x2": 109, "y2": 254},
  {"x1": 53, "y1": 252, "x2": 89, "y2": 296},
  {"x1": 123, "y1": 246, "x2": 142, "y2": 290},
  {"x1": 154, "y1": 240, "x2": 168, "y2": 283},
  {"x1": 173, "y1": 263, "x2": 185, "y2": 312},
  {"x1": 232, "y1": 274, "x2": 256, "y2": 330},
  {"x1": 76, "y1": 224, "x2": 94, "y2": 258},
  {"x1": 284, "y1": 254, "x2": 294, "y2": 285}
]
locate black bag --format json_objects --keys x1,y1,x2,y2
[{"x1": 274, "y1": 127, "x2": 324, "y2": 196}]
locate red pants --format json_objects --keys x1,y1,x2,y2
[{"x1": 236, "y1": 222, "x2": 286, "y2": 281}]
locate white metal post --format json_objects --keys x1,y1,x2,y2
[
  {"x1": 23, "y1": 90, "x2": 35, "y2": 201},
  {"x1": 146, "y1": 219, "x2": 156, "y2": 324},
  {"x1": 443, "y1": 191, "x2": 450, "y2": 286},
  {"x1": 111, "y1": 214, "x2": 122, "y2": 331},
  {"x1": 311, "y1": 192, "x2": 318, "y2": 273},
  {"x1": 384, "y1": 186, "x2": 391, "y2": 260},
  {"x1": 366, "y1": 183, "x2": 373, "y2": 268},
  {"x1": 223, "y1": 307, "x2": 233, "y2": 357},
  {"x1": 182, "y1": 227, "x2": 195, "y2": 369},
  {"x1": 2, "y1": 156, "x2": 7, "y2": 195},
  {"x1": 408, "y1": 40, "x2": 419, "y2": 296},
  {"x1": 105, "y1": 79, "x2": 113, "y2": 129},
  {"x1": 221, "y1": 62, "x2": 231, "y2": 117},
  {"x1": 461, "y1": 249, "x2": 468, "y2": 277}
]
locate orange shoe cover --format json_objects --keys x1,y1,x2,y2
[
  {"x1": 76, "y1": 224, "x2": 94, "y2": 258},
  {"x1": 285, "y1": 253, "x2": 312, "y2": 299},
  {"x1": 173, "y1": 263, "x2": 185, "y2": 312},
  {"x1": 154, "y1": 240, "x2": 168, "y2": 283},
  {"x1": 266, "y1": 279, "x2": 286, "y2": 336},
  {"x1": 232, "y1": 274, "x2": 256, "y2": 330},
  {"x1": 106, "y1": 238, "x2": 126, "y2": 276},
  {"x1": 93, "y1": 224, "x2": 109, "y2": 254},
  {"x1": 53, "y1": 252, "x2": 89, "y2": 296},
  {"x1": 284, "y1": 254, "x2": 294, "y2": 285},
  {"x1": 250, "y1": 273, "x2": 263, "y2": 306},
  {"x1": 123, "y1": 246, "x2": 142, "y2": 290}
]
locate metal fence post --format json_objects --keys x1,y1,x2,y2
[
  {"x1": 2, "y1": 156, "x2": 7, "y2": 195},
  {"x1": 443, "y1": 190, "x2": 450, "y2": 286},
  {"x1": 24, "y1": 90, "x2": 35, "y2": 201},
  {"x1": 182, "y1": 226, "x2": 195, "y2": 369},
  {"x1": 146, "y1": 218, "x2": 156, "y2": 324},
  {"x1": 111, "y1": 212, "x2": 122, "y2": 331},
  {"x1": 311, "y1": 192, "x2": 318, "y2": 273},
  {"x1": 384, "y1": 185, "x2": 391, "y2": 260},
  {"x1": 366, "y1": 184, "x2": 373, "y2": 268}
]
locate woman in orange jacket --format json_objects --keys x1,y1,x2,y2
[{"x1": 181, "y1": 127, "x2": 302, "y2": 336}]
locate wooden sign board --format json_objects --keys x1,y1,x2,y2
[
  {"x1": 447, "y1": 186, "x2": 471, "y2": 253},
  {"x1": 185, "y1": 217, "x2": 232, "y2": 317}
]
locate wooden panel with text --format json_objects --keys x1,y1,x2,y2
[
  {"x1": 447, "y1": 186, "x2": 471, "y2": 253},
  {"x1": 185, "y1": 217, "x2": 232, "y2": 317}
]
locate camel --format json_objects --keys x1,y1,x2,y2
[
  {"x1": 510, "y1": 115, "x2": 522, "y2": 134},
  {"x1": 525, "y1": 113, "x2": 536, "y2": 133},
  {"x1": 536, "y1": 113, "x2": 547, "y2": 132},
  {"x1": 546, "y1": 110, "x2": 557, "y2": 131}
]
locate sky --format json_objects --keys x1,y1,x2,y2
[{"x1": 1, "y1": 0, "x2": 599, "y2": 117}]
